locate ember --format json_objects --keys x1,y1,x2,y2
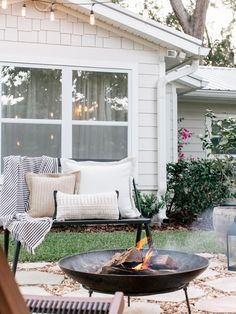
[{"x1": 98, "y1": 237, "x2": 178, "y2": 275}]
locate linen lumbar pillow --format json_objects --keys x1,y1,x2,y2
[
  {"x1": 26, "y1": 172, "x2": 80, "y2": 218},
  {"x1": 54, "y1": 191, "x2": 119, "y2": 220},
  {"x1": 60, "y1": 157, "x2": 141, "y2": 218}
]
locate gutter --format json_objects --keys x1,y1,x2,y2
[{"x1": 156, "y1": 57, "x2": 201, "y2": 223}]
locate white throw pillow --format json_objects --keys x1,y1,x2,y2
[
  {"x1": 60, "y1": 157, "x2": 141, "y2": 218},
  {"x1": 55, "y1": 191, "x2": 119, "y2": 220}
]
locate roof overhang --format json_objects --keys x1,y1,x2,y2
[
  {"x1": 179, "y1": 90, "x2": 236, "y2": 104},
  {"x1": 60, "y1": 0, "x2": 208, "y2": 58}
]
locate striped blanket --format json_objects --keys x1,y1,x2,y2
[{"x1": 0, "y1": 156, "x2": 58, "y2": 253}]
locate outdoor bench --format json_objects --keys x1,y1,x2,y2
[{"x1": 3, "y1": 158, "x2": 153, "y2": 274}]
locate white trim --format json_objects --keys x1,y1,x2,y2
[
  {"x1": 1, "y1": 119, "x2": 62, "y2": 124},
  {"x1": 172, "y1": 85, "x2": 178, "y2": 162},
  {"x1": 72, "y1": 121, "x2": 128, "y2": 126},
  {"x1": 62, "y1": 67, "x2": 72, "y2": 158}
]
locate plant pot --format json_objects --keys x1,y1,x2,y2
[{"x1": 213, "y1": 206, "x2": 236, "y2": 248}]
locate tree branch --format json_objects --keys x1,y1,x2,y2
[{"x1": 169, "y1": 0, "x2": 191, "y2": 34}]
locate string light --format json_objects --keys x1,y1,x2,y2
[
  {"x1": 143, "y1": 1, "x2": 148, "y2": 20},
  {"x1": 50, "y1": 2, "x2": 55, "y2": 21},
  {"x1": 89, "y1": 3, "x2": 95, "y2": 26},
  {"x1": 1, "y1": 0, "x2": 7, "y2": 9},
  {"x1": 21, "y1": 2, "x2": 26, "y2": 16}
]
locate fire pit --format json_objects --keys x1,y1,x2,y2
[{"x1": 59, "y1": 248, "x2": 208, "y2": 313}]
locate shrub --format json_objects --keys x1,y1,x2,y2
[
  {"x1": 135, "y1": 190, "x2": 163, "y2": 218},
  {"x1": 166, "y1": 158, "x2": 234, "y2": 223}
]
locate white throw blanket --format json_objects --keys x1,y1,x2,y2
[{"x1": 0, "y1": 155, "x2": 58, "y2": 253}]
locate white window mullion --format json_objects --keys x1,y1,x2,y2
[
  {"x1": 61, "y1": 67, "x2": 72, "y2": 158},
  {"x1": 0, "y1": 65, "x2": 2, "y2": 170}
]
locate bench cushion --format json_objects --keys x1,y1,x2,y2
[
  {"x1": 61, "y1": 158, "x2": 141, "y2": 218},
  {"x1": 55, "y1": 191, "x2": 119, "y2": 220}
]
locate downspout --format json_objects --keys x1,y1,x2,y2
[{"x1": 156, "y1": 58, "x2": 199, "y2": 223}]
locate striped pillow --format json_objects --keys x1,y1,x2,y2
[
  {"x1": 54, "y1": 191, "x2": 119, "y2": 220},
  {"x1": 26, "y1": 172, "x2": 80, "y2": 218}
]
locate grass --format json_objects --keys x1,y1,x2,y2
[{"x1": 0, "y1": 229, "x2": 224, "y2": 262}]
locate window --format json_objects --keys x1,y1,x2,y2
[
  {"x1": 0, "y1": 64, "x2": 130, "y2": 167},
  {"x1": 206, "y1": 114, "x2": 236, "y2": 155}
]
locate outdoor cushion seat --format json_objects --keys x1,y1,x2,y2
[
  {"x1": 0, "y1": 245, "x2": 125, "y2": 314},
  {"x1": 1, "y1": 156, "x2": 153, "y2": 274}
]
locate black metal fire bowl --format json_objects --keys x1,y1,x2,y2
[{"x1": 58, "y1": 249, "x2": 209, "y2": 296}]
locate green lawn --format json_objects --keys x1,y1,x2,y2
[{"x1": 0, "y1": 229, "x2": 224, "y2": 262}]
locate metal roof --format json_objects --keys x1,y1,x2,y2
[{"x1": 194, "y1": 66, "x2": 236, "y2": 91}]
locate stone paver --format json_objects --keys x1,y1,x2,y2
[
  {"x1": 195, "y1": 296, "x2": 236, "y2": 313},
  {"x1": 197, "y1": 268, "x2": 220, "y2": 279},
  {"x1": 204, "y1": 276, "x2": 236, "y2": 292},
  {"x1": 16, "y1": 270, "x2": 64, "y2": 285},
  {"x1": 20, "y1": 286, "x2": 52, "y2": 296},
  {"x1": 18, "y1": 262, "x2": 51, "y2": 269},
  {"x1": 123, "y1": 302, "x2": 161, "y2": 314},
  {"x1": 137, "y1": 286, "x2": 206, "y2": 303}
]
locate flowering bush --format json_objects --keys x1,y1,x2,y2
[{"x1": 178, "y1": 127, "x2": 192, "y2": 159}]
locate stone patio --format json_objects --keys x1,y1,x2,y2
[{"x1": 16, "y1": 253, "x2": 236, "y2": 314}]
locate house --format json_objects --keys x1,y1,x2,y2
[
  {"x1": 0, "y1": 0, "x2": 209, "y2": 219},
  {"x1": 179, "y1": 66, "x2": 236, "y2": 159}
]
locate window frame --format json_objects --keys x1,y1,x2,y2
[{"x1": 0, "y1": 62, "x2": 134, "y2": 169}]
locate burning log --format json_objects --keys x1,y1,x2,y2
[
  {"x1": 98, "y1": 248, "x2": 178, "y2": 275},
  {"x1": 97, "y1": 248, "x2": 142, "y2": 274}
]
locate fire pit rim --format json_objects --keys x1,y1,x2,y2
[{"x1": 58, "y1": 248, "x2": 209, "y2": 277}]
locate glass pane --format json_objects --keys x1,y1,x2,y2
[
  {"x1": 212, "y1": 119, "x2": 236, "y2": 154},
  {"x1": 72, "y1": 125, "x2": 127, "y2": 160},
  {"x1": 2, "y1": 123, "x2": 61, "y2": 158},
  {"x1": 72, "y1": 71, "x2": 128, "y2": 122},
  {"x1": 1, "y1": 66, "x2": 62, "y2": 119}
]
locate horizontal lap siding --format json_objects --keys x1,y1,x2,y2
[
  {"x1": 178, "y1": 102, "x2": 236, "y2": 159},
  {"x1": 138, "y1": 59, "x2": 158, "y2": 190},
  {"x1": 0, "y1": 2, "x2": 160, "y2": 191}
]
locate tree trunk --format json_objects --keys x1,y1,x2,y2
[{"x1": 169, "y1": 0, "x2": 210, "y2": 40}]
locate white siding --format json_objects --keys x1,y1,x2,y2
[
  {"x1": 178, "y1": 101, "x2": 236, "y2": 159},
  {"x1": 0, "y1": 2, "x2": 161, "y2": 191}
]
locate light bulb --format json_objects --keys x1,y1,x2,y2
[
  {"x1": 1, "y1": 0, "x2": 7, "y2": 9},
  {"x1": 50, "y1": 7, "x2": 55, "y2": 21},
  {"x1": 143, "y1": 2, "x2": 148, "y2": 20},
  {"x1": 21, "y1": 3, "x2": 26, "y2": 17},
  {"x1": 90, "y1": 9, "x2": 95, "y2": 26}
]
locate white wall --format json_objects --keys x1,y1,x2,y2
[
  {"x1": 0, "y1": 2, "x2": 163, "y2": 190},
  {"x1": 178, "y1": 100, "x2": 236, "y2": 159}
]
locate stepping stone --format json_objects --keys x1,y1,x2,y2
[
  {"x1": 16, "y1": 271, "x2": 64, "y2": 285},
  {"x1": 197, "y1": 268, "x2": 219, "y2": 279},
  {"x1": 20, "y1": 286, "x2": 52, "y2": 296},
  {"x1": 204, "y1": 276, "x2": 236, "y2": 292},
  {"x1": 195, "y1": 296, "x2": 236, "y2": 313},
  {"x1": 137, "y1": 287, "x2": 205, "y2": 303},
  {"x1": 18, "y1": 262, "x2": 52, "y2": 269},
  {"x1": 209, "y1": 261, "x2": 225, "y2": 269},
  {"x1": 124, "y1": 302, "x2": 161, "y2": 314},
  {"x1": 197, "y1": 253, "x2": 214, "y2": 259}
]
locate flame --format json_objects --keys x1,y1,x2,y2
[
  {"x1": 136, "y1": 237, "x2": 148, "y2": 250},
  {"x1": 133, "y1": 237, "x2": 153, "y2": 271},
  {"x1": 132, "y1": 248, "x2": 153, "y2": 271}
]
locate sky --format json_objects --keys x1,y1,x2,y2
[{"x1": 124, "y1": 0, "x2": 236, "y2": 47}]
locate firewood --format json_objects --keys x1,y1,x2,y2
[
  {"x1": 150, "y1": 255, "x2": 178, "y2": 270},
  {"x1": 97, "y1": 248, "x2": 143, "y2": 274}
]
